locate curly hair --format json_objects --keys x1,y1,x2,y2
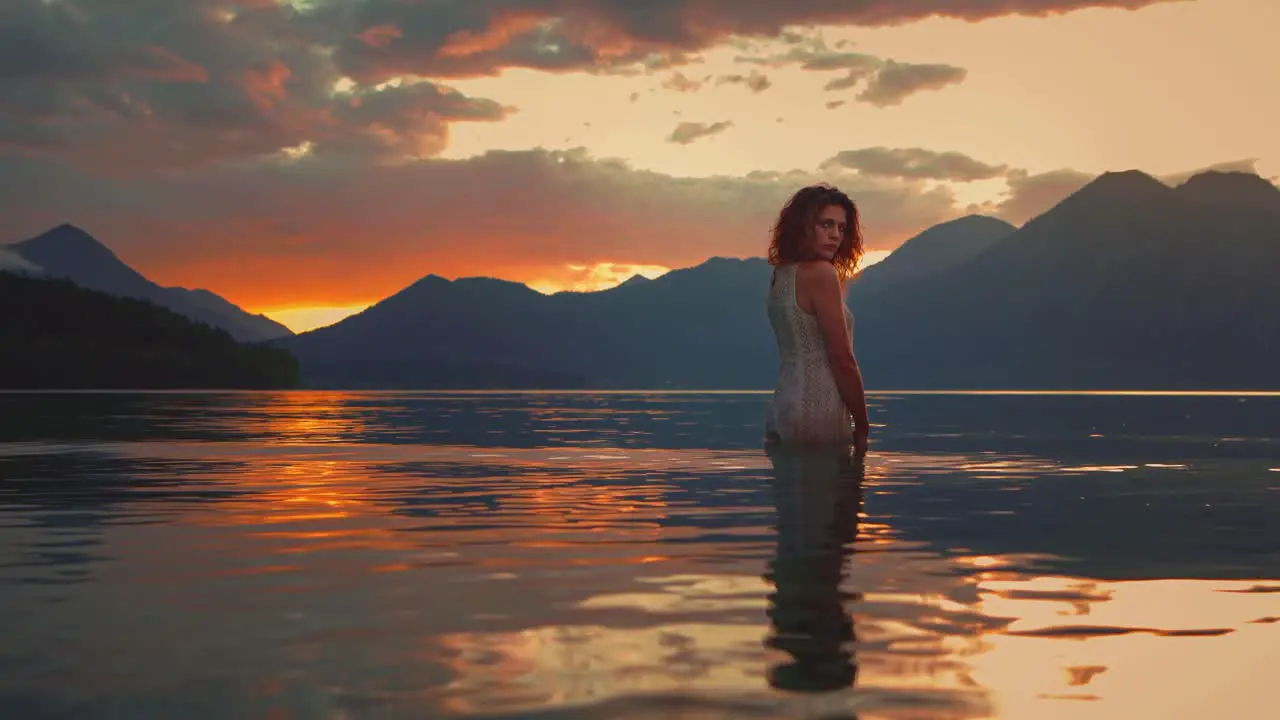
[{"x1": 767, "y1": 184, "x2": 864, "y2": 282}]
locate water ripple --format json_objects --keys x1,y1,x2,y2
[{"x1": 0, "y1": 391, "x2": 1276, "y2": 719}]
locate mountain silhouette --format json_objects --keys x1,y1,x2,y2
[
  {"x1": 849, "y1": 214, "x2": 1014, "y2": 298},
  {"x1": 1, "y1": 272, "x2": 297, "y2": 389},
  {"x1": 8, "y1": 224, "x2": 292, "y2": 343},
  {"x1": 276, "y1": 214, "x2": 1012, "y2": 388},
  {"x1": 280, "y1": 170, "x2": 1280, "y2": 389},
  {"x1": 852, "y1": 170, "x2": 1280, "y2": 389},
  {"x1": 615, "y1": 274, "x2": 653, "y2": 289},
  {"x1": 1174, "y1": 170, "x2": 1280, "y2": 214}
]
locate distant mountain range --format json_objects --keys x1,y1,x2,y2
[
  {"x1": 8, "y1": 169, "x2": 1278, "y2": 390},
  {"x1": 849, "y1": 170, "x2": 1280, "y2": 389},
  {"x1": 276, "y1": 169, "x2": 1280, "y2": 390},
  {"x1": 1, "y1": 272, "x2": 298, "y2": 389},
  {"x1": 5, "y1": 225, "x2": 292, "y2": 343}
]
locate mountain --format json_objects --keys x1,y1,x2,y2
[
  {"x1": 276, "y1": 215, "x2": 1024, "y2": 389},
  {"x1": 7, "y1": 224, "x2": 293, "y2": 343},
  {"x1": 1174, "y1": 170, "x2": 1280, "y2": 215},
  {"x1": 283, "y1": 169, "x2": 1280, "y2": 390},
  {"x1": 615, "y1": 274, "x2": 653, "y2": 289},
  {"x1": 850, "y1": 169, "x2": 1280, "y2": 389},
  {"x1": 283, "y1": 274, "x2": 587, "y2": 388},
  {"x1": 849, "y1": 214, "x2": 1015, "y2": 297},
  {"x1": 0, "y1": 271, "x2": 298, "y2": 389}
]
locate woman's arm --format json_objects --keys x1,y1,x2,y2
[{"x1": 801, "y1": 262, "x2": 871, "y2": 439}]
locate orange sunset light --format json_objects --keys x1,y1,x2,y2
[{"x1": 260, "y1": 254, "x2": 892, "y2": 333}]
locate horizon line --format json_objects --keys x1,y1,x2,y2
[{"x1": 4, "y1": 389, "x2": 1279, "y2": 397}]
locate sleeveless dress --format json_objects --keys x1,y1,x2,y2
[{"x1": 764, "y1": 263, "x2": 855, "y2": 447}]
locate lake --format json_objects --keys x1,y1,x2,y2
[{"x1": 0, "y1": 390, "x2": 1276, "y2": 719}]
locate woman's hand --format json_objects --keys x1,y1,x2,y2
[{"x1": 853, "y1": 429, "x2": 869, "y2": 457}]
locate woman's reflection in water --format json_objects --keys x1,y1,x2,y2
[{"x1": 763, "y1": 443, "x2": 865, "y2": 694}]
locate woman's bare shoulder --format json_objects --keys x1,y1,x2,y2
[{"x1": 795, "y1": 260, "x2": 839, "y2": 285}]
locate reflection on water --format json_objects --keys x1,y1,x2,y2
[
  {"x1": 0, "y1": 391, "x2": 1276, "y2": 719},
  {"x1": 764, "y1": 445, "x2": 864, "y2": 695}
]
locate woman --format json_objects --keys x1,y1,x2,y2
[{"x1": 764, "y1": 184, "x2": 871, "y2": 455}]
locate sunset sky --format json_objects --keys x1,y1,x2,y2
[{"x1": 2, "y1": 0, "x2": 1275, "y2": 332}]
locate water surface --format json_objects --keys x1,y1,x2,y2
[{"x1": 0, "y1": 391, "x2": 1277, "y2": 719}]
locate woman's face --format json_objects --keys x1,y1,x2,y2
[{"x1": 809, "y1": 204, "x2": 847, "y2": 261}]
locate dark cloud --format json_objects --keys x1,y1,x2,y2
[
  {"x1": 0, "y1": 0, "x2": 511, "y2": 171},
  {"x1": 824, "y1": 147, "x2": 1009, "y2": 182},
  {"x1": 0, "y1": 0, "x2": 1177, "y2": 170},
  {"x1": 312, "y1": 0, "x2": 1177, "y2": 80},
  {"x1": 320, "y1": 80, "x2": 513, "y2": 158},
  {"x1": 0, "y1": 0, "x2": 208, "y2": 84},
  {"x1": 667, "y1": 121, "x2": 734, "y2": 145},
  {"x1": 0, "y1": 0, "x2": 1200, "y2": 307},
  {"x1": 0, "y1": 147, "x2": 962, "y2": 307},
  {"x1": 857, "y1": 60, "x2": 967, "y2": 106}
]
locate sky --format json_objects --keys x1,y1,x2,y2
[{"x1": 1, "y1": 0, "x2": 1275, "y2": 332}]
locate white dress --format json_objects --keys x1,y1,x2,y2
[{"x1": 764, "y1": 263, "x2": 855, "y2": 446}]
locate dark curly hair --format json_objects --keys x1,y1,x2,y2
[{"x1": 768, "y1": 184, "x2": 864, "y2": 282}]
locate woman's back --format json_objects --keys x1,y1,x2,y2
[{"x1": 765, "y1": 263, "x2": 855, "y2": 446}]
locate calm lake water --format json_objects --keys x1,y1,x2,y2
[{"x1": 0, "y1": 391, "x2": 1277, "y2": 719}]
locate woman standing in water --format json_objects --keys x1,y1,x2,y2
[{"x1": 764, "y1": 184, "x2": 871, "y2": 456}]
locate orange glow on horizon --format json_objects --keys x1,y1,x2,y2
[
  {"x1": 257, "y1": 254, "x2": 889, "y2": 333},
  {"x1": 524, "y1": 261, "x2": 673, "y2": 295}
]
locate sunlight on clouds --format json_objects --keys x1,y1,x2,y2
[
  {"x1": 437, "y1": 0, "x2": 1278, "y2": 195},
  {"x1": 950, "y1": 176, "x2": 1012, "y2": 210},
  {"x1": 279, "y1": 141, "x2": 315, "y2": 160},
  {"x1": 527, "y1": 262, "x2": 673, "y2": 295},
  {"x1": 861, "y1": 249, "x2": 891, "y2": 269},
  {"x1": 527, "y1": 254, "x2": 888, "y2": 296}
]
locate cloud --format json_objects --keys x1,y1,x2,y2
[
  {"x1": 0, "y1": 0, "x2": 511, "y2": 172},
  {"x1": 737, "y1": 39, "x2": 883, "y2": 74},
  {"x1": 993, "y1": 168, "x2": 1095, "y2": 223},
  {"x1": 7, "y1": 108, "x2": 1255, "y2": 311},
  {"x1": 319, "y1": 79, "x2": 513, "y2": 159},
  {"x1": 856, "y1": 60, "x2": 968, "y2": 106},
  {"x1": 824, "y1": 147, "x2": 1009, "y2": 182},
  {"x1": 317, "y1": 0, "x2": 1180, "y2": 81},
  {"x1": 736, "y1": 38, "x2": 962, "y2": 105},
  {"x1": 659, "y1": 68, "x2": 772, "y2": 94},
  {"x1": 824, "y1": 65, "x2": 882, "y2": 92},
  {"x1": 667, "y1": 121, "x2": 734, "y2": 145},
  {"x1": 0, "y1": 147, "x2": 963, "y2": 309},
  {"x1": 715, "y1": 70, "x2": 772, "y2": 93},
  {"x1": 1158, "y1": 158, "x2": 1263, "y2": 186},
  {"x1": 661, "y1": 71, "x2": 705, "y2": 92},
  {"x1": 531, "y1": 262, "x2": 673, "y2": 295},
  {"x1": 0, "y1": 0, "x2": 1178, "y2": 172},
  {"x1": 0, "y1": 247, "x2": 41, "y2": 274}
]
